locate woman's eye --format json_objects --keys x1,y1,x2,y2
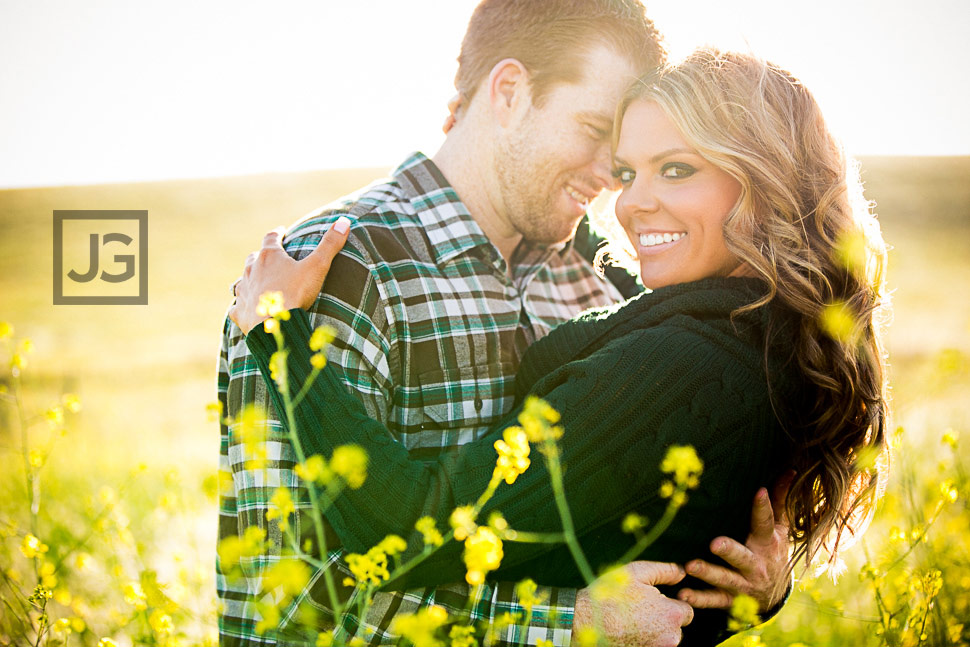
[
  {"x1": 611, "y1": 167, "x2": 635, "y2": 185},
  {"x1": 661, "y1": 163, "x2": 695, "y2": 179}
]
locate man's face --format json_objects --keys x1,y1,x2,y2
[{"x1": 495, "y1": 45, "x2": 638, "y2": 246}]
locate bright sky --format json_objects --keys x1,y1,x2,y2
[{"x1": 1, "y1": 0, "x2": 967, "y2": 188}]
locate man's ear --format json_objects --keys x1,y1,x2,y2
[{"x1": 488, "y1": 58, "x2": 531, "y2": 127}]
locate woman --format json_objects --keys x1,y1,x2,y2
[{"x1": 231, "y1": 49, "x2": 889, "y2": 641}]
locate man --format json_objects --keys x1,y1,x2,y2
[{"x1": 218, "y1": 2, "x2": 788, "y2": 645}]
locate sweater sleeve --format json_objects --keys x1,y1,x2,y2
[{"x1": 247, "y1": 307, "x2": 778, "y2": 590}]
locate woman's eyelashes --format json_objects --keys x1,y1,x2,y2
[
  {"x1": 611, "y1": 166, "x2": 635, "y2": 185},
  {"x1": 611, "y1": 162, "x2": 695, "y2": 186},
  {"x1": 660, "y1": 162, "x2": 696, "y2": 179}
]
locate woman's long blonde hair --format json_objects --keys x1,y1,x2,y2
[{"x1": 614, "y1": 49, "x2": 890, "y2": 570}]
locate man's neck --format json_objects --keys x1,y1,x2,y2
[{"x1": 432, "y1": 135, "x2": 523, "y2": 265}]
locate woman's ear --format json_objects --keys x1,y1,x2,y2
[{"x1": 487, "y1": 58, "x2": 531, "y2": 127}]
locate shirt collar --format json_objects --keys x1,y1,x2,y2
[
  {"x1": 393, "y1": 152, "x2": 578, "y2": 269},
  {"x1": 392, "y1": 152, "x2": 494, "y2": 266}
]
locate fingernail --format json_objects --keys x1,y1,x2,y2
[
  {"x1": 334, "y1": 216, "x2": 351, "y2": 234},
  {"x1": 759, "y1": 488, "x2": 769, "y2": 502}
]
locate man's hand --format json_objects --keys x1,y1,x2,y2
[
  {"x1": 573, "y1": 562, "x2": 693, "y2": 647},
  {"x1": 229, "y1": 216, "x2": 351, "y2": 335},
  {"x1": 677, "y1": 472, "x2": 794, "y2": 612}
]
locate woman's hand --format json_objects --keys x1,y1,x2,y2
[
  {"x1": 676, "y1": 472, "x2": 794, "y2": 613},
  {"x1": 229, "y1": 216, "x2": 351, "y2": 335}
]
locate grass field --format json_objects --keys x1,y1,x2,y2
[{"x1": 1, "y1": 156, "x2": 969, "y2": 645}]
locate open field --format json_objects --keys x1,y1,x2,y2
[{"x1": 1, "y1": 156, "x2": 969, "y2": 645}]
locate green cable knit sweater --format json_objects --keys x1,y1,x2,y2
[{"x1": 246, "y1": 277, "x2": 799, "y2": 644}]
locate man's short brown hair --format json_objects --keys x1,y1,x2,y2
[{"x1": 456, "y1": 0, "x2": 665, "y2": 106}]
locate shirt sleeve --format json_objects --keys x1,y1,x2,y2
[{"x1": 258, "y1": 224, "x2": 580, "y2": 646}]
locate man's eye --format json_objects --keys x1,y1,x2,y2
[
  {"x1": 585, "y1": 124, "x2": 610, "y2": 140},
  {"x1": 611, "y1": 167, "x2": 635, "y2": 184},
  {"x1": 661, "y1": 163, "x2": 695, "y2": 179}
]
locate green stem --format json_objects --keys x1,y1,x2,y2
[
  {"x1": 272, "y1": 330, "x2": 345, "y2": 623},
  {"x1": 504, "y1": 531, "x2": 566, "y2": 544},
  {"x1": 617, "y1": 497, "x2": 681, "y2": 565},
  {"x1": 542, "y1": 440, "x2": 595, "y2": 585}
]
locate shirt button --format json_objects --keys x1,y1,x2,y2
[{"x1": 474, "y1": 397, "x2": 483, "y2": 411}]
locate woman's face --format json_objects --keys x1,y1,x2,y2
[{"x1": 613, "y1": 99, "x2": 748, "y2": 290}]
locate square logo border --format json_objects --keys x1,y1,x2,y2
[{"x1": 53, "y1": 210, "x2": 148, "y2": 305}]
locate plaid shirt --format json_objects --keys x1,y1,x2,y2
[{"x1": 217, "y1": 153, "x2": 628, "y2": 647}]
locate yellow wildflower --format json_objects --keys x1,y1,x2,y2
[
  {"x1": 45, "y1": 406, "x2": 64, "y2": 428},
  {"x1": 536, "y1": 640, "x2": 554, "y2": 647},
  {"x1": 487, "y1": 511, "x2": 508, "y2": 534},
  {"x1": 942, "y1": 429, "x2": 959, "y2": 448},
  {"x1": 345, "y1": 547, "x2": 390, "y2": 585},
  {"x1": 493, "y1": 426, "x2": 531, "y2": 485},
  {"x1": 316, "y1": 633, "x2": 335, "y2": 647},
  {"x1": 311, "y1": 353, "x2": 327, "y2": 369},
  {"x1": 463, "y1": 527, "x2": 503, "y2": 586},
  {"x1": 820, "y1": 301, "x2": 858, "y2": 343},
  {"x1": 296, "y1": 455, "x2": 332, "y2": 484},
  {"x1": 28, "y1": 449, "x2": 44, "y2": 469},
  {"x1": 263, "y1": 318, "x2": 279, "y2": 334},
  {"x1": 54, "y1": 588, "x2": 72, "y2": 605},
  {"x1": 54, "y1": 618, "x2": 72, "y2": 633},
  {"x1": 660, "y1": 445, "x2": 703, "y2": 489},
  {"x1": 10, "y1": 353, "x2": 26, "y2": 372},
  {"x1": 727, "y1": 594, "x2": 761, "y2": 632},
  {"x1": 416, "y1": 517, "x2": 444, "y2": 547},
  {"x1": 216, "y1": 526, "x2": 266, "y2": 571},
  {"x1": 940, "y1": 480, "x2": 959, "y2": 503},
  {"x1": 257, "y1": 291, "x2": 291, "y2": 320},
  {"x1": 269, "y1": 351, "x2": 288, "y2": 389},
  {"x1": 70, "y1": 617, "x2": 86, "y2": 633},
  {"x1": 266, "y1": 488, "x2": 296, "y2": 532},
  {"x1": 377, "y1": 534, "x2": 407, "y2": 556},
  {"x1": 621, "y1": 512, "x2": 647, "y2": 534},
  {"x1": 123, "y1": 582, "x2": 148, "y2": 610},
  {"x1": 518, "y1": 397, "x2": 563, "y2": 443},
  {"x1": 63, "y1": 393, "x2": 82, "y2": 413},
  {"x1": 331, "y1": 445, "x2": 368, "y2": 489},
  {"x1": 20, "y1": 338, "x2": 34, "y2": 354},
  {"x1": 0, "y1": 321, "x2": 12, "y2": 339},
  {"x1": 450, "y1": 506, "x2": 478, "y2": 541},
  {"x1": 390, "y1": 605, "x2": 449, "y2": 647},
  {"x1": 39, "y1": 560, "x2": 57, "y2": 588},
  {"x1": 98, "y1": 640, "x2": 118, "y2": 647},
  {"x1": 237, "y1": 404, "x2": 269, "y2": 470},
  {"x1": 310, "y1": 325, "x2": 337, "y2": 352},
  {"x1": 149, "y1": 610, "x2": 173, "y2": 636},
  {"x1": 834, "y1": 228, "x2": 868, "y2": 274},
  {"x1": 449, "y1": 625, "x2": 478, "y2": 647},
  {"x1": 515, "y1": 578, "x2": 546, "y2": 614},
  {"x1": 264, "y1": 558, "x2": 311, "y2": 598},
  {"x1": 573, "y1": 627, "x2": 600, "y2": 647},
  {"x1": 254, "y1": 601, "x2": 280, "y2": 635},
  {"x1": 20, "y1": 534, "x2": 49, "y2": 559},
  {"x1": 589, "y1": 566, "x2": 630, "y2": 602}
]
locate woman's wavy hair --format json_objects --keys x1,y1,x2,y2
[{"x1": 613, "y1": 49, "x2": 891, "y2": 573}]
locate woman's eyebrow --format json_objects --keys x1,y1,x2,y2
[{"x1": 650, "y1": 148, "x2": 695, "y2": 163}]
